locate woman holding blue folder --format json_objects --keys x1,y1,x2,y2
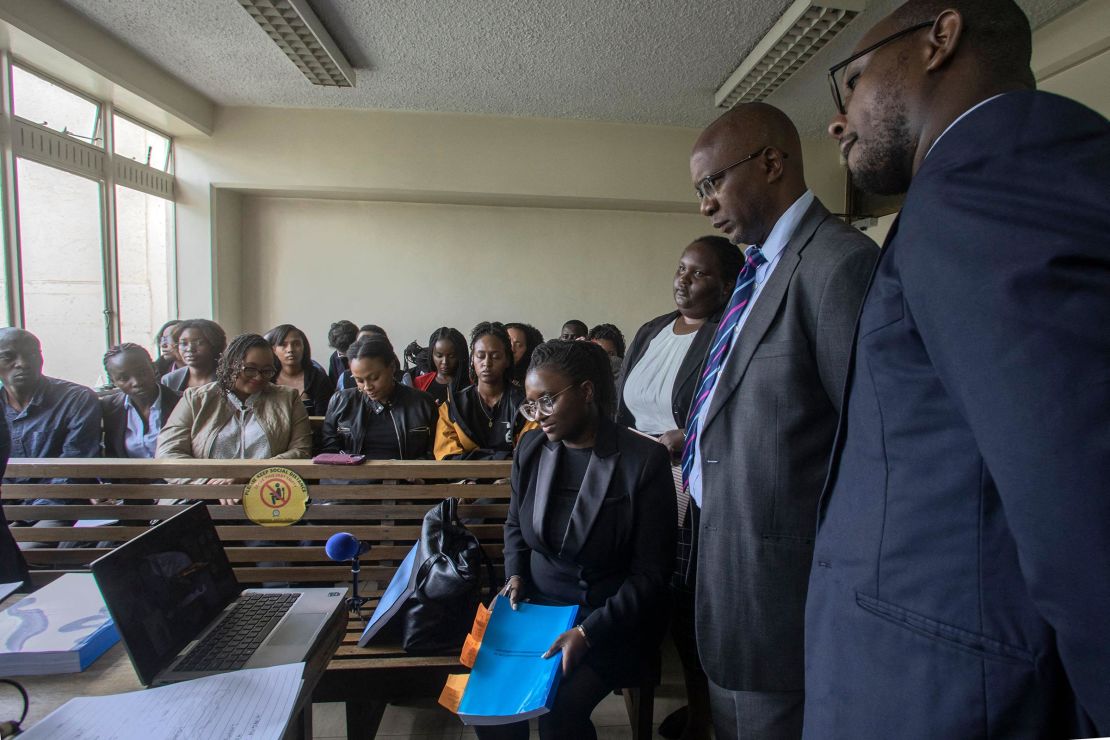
[{"x1": 490, "y1": 340, "x2": 676, "y2": 740}]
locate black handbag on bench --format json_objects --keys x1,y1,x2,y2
[{"x1": 401, "y1": 497, "x2": 494, "y2": 654}]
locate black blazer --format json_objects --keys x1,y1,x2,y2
[
  {"x1": 615, "y1": 310, "x2": 720, "y2": 430},
  {"x1": 806, "y1": 91, "x2": 1110, "y2": 739},
  {"x1": 504, "y1": 419, "x2": 676, "y2": 679},
  {"x1": 100, "y1": 386, "x2": 182, "y2": 458}
]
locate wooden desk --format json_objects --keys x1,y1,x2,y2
[{"x1": 0, "y1": 595, "x2": 347, "y2": 739}]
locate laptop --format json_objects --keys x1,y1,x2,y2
[{"x1": 91, "y1": 502, "x2": 344, "y2": 686}]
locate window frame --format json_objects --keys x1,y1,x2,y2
[{"x1": 0, "y1": 52, "x2": 178, "y2": 351}]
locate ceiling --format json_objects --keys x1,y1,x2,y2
[{"x1": 58, "y1": 0, "x2": 1085, "y2": 134}]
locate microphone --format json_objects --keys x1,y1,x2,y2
[
  {"x1": 325, "y1": 532, "x2": 370, "y2": 561},
  {"x1": 324, "y1": 532, "x2": 371, "y2": 618}
]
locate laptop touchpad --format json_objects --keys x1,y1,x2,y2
[{"x1": 268, "y1": 612, "x2": 325, "y2": 646}]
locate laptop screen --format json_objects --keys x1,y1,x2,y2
[{"x1": 92, "y1": 502, "x2": 241, "y2": 685}]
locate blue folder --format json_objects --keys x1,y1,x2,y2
[
  {"x1": 357, "y1": 543, "x2": 417, "y2": 647},
  {"x1": 457, "y1": 597, "x2": 579, "y2": 725}
]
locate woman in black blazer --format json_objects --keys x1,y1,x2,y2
[
  {"x1": 489, "y1": 340, "x2": 676, "y2": 740},
  {"x1": 614, "y1": 235, "x2": 740, "y2": 740}
]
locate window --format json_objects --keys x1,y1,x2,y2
[
  {"x1": 113, "y1": 114, "x2": 171, "y2": 172},
  {"x1": 16, "y1": 159, "x2": 107, "y2": 385},
  {"x1": 11, "y1": 66, "x2": 101, "y2": 145},
  {"x1": 1, "y1": 61, "x2": 176, "y2": 385}
]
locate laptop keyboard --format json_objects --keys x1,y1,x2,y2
[{"x1": 174, "y1": 592, "x2": 300, "y2": 673}]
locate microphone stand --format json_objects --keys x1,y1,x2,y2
[{"x1": 346, "y1": 554, "x2": 370, "y2": 620}]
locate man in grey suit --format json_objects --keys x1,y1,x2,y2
[{"x1": 684, "y1": 103, "x2": 877, "y2": 739}]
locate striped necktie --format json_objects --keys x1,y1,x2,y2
[{"x1": 680, "y1": 245, "x2": 768, "y2": 502}]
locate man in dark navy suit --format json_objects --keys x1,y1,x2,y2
[{"x1": 805, "y1": 1, "x2": 1110, "y2": 738}]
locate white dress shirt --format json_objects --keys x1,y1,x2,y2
[{"x1": 688, "y1": 190, "x2": 815, "y2": 507}]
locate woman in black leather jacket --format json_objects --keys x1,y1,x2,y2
[{"x1": 320, "y1": 335, "x2": 437, "y2": 459}]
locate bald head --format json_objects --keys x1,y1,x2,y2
[
  {"x1": 691, "y1": 103, "x2": 808, "y2": 245},
  {"x1": 0, "y1": 328, "x2": 43, "y2": 395},
  {"x1": 697, "y1": 103, "x2": 805, "y2": 177}
]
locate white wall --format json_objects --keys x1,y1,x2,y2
[{"x1": 239, "y1": 196, "x2": 709, "y2": 353}]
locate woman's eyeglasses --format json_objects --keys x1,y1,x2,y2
[
  {"x1": 519, "y1": 384, "x2": 575, "y2": 421},
  {"x1": 238, "y1": 365, "x2": 277, "y2": 380}
]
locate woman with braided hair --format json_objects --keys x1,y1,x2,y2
[
  {"x1": 409, "y1": 327, "x2": 469, "y2": 406},
  {"x1": 486, "y1": 340, "x2": 676, "y2": 740},
  {"x1": 433, "y1": 322, "x2": 537, "y2": 460}
]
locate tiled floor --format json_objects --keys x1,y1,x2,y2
[{"x1": 312, "y1": 641, "x2": 689, "y2": 739}]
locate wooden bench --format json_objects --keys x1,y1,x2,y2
[{"x1": 3, "y1": 458, "x2": 656, "y2": 739}]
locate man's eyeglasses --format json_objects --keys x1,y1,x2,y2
[
  {"x1": 519, "y1": 384, "x2": 576, "y2": 422},
  {"x1": 695, "y1": 147, "x2": 785, "y2": 202},
  {"x1": 238, "y1": 365, "x2": 277, "y2": 380},
  {"x1": 828, "y1": 20, "x2": 935, "y2": 115}
]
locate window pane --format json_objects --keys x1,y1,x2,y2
[
  {"x1": 17, "y1": 158, "x2": 107, "y2": 386},
  {"x1": 0, "y1": 176, "x2": 8, "y2": 328},
  {"x1": 11, "y1": 66, "x2": 101, "y2": 146},
  {"x1": 116, "y1": 185, "x2": 171, "y2": 354},
  {"x1": 113, "y1": 115, "x2": 171, "y2": 171}
]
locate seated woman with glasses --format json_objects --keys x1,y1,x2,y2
[
  {"x1": 264, "y1": 323, "x2": 335, "y2": 416},
  {"x1": 615, "y1": 234, "x2": 740, "y2": 740},
  {"x1": 409, "y1": 327, "x2": 469, "y2": 406},
  {"x1": 161, "y1": 319, "x2": 227, "y2": 392},
  {"x1": 321, "y1": 335, "x2": 438, "y2": 460},
  {"x1": 434, "y1": 322, "x2": 537, "y2": 460},
  {"x1": 157, "y1": 333, "x2": 312, "y2": 494},
  {"x1": 486, "y1": 340, "x2": 676, "y2": 740}
]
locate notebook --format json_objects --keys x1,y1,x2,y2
[
  {"x1": 91, "y1": 502, "x2": 344, "y2": 686},
  {"x1": 0, "y1": 573, "x2": 119, "y2": 676}
]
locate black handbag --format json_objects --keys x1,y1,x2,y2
[{"x1": 401, "y1": 498, "x2": 494, "y2": 654}]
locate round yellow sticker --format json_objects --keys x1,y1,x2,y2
[{"x1": 242, "y1": 467, "x2": 308, "y2": 526}]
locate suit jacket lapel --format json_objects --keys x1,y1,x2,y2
[
  {"x1": 702, "y1": 201, "x2": 828, "y2": 432},
  {"x1": 560, "y1": 422, "x2": 620, "y2": 560},
  {"x1": 531, "y1": 442, "x2": 561, "y2": 551}
]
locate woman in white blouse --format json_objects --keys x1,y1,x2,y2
[{"x1": 614, "y1": 235, "x2": 741, "y2": 740}]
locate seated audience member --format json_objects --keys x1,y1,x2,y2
[
  {"x1": 321, "y1": 335, "x2": 438, "y2": 459},
  {"x1": 0, "y1": 328, "x2": 101, "y2": 541},
  {"x1": 0, "y1": 417, "x2": 30, "y2": 587},
  {"x1": 337, "y1": 324, "x2": 390, "y2": 390},
  {"x1": 101, "y1": 344, "x2": 182, "y2": 458},
  {"x1": 161, "y1": 319, "x2": 227, "y2": 392},
  {"x1": 587, "y1": 323, "x2": 626, "y2": 380},
  {"x1": 157, "y1": 333, "x2": 312, "y2": 491},
  {"x1": 559, "y1": 319, "x2": 588, "y2": 341},
  {"x1": 410, "y1": 327, "x2": 469, "y2": 406},
  {"x1": 326, "y1": 320, "x2": 359, "y2": 387},
  {"x1": 505, "y1": 322, "x2": 544, "y2": 388},
  {"x1": 434, "y1": 322, "x2": 537, "y2": 460},
  {"x1": 0, "y1": 328, "x2": 101, "y2": 483},
  {"x1": 265, "y1": 324, "x2": 335, "y2": 416},
  {"x1": 152, "y1": 319, "x2": 182, "y2": 379},
  {"x1": 486, "y1": 340, "x2": 676, "y2": 740},
  {"x1": 616, "y1": 235, "x2": 741, "y2": 740}
]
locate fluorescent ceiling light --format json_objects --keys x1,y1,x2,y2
[
  {"x1": 237, "y1": 0, "x2": 355, "y2": 87},
  {"x1": 715, "y1": 0, "x2": 865, "y2": 109}
]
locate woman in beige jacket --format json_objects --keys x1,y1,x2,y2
[{"x1": 157, "y1": 333, "x2": 312, "y2": 497}]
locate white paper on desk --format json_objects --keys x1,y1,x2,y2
[
  {"x1": 19, "y1": 662, "x2": 305, "y2": 740},
  {"x1": 0, "y1": 582, "x2": 20, "y2": 602}
]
